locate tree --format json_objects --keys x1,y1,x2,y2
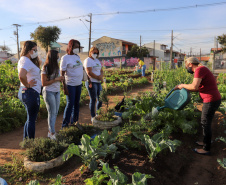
[
  {"x1": 126, "y1": 45, "x2": 149, "y2": 58},
  {"x1": 0, "y1": 45, "x2": 10, "y2": 52},
  {"x1": 30, "y1": 25, "x2": 61, "y2": 52},
  {"x1": 217, "y1": 34, "x2": 226, "y2": 53}
]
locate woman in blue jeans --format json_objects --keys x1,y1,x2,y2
[
  {"x1": 18, "y1": 41, "x2": 41, "y2": 139},
  {"x1": 60, "y1": 39, "x2": 83, "y2": 128},
  {"x1": 41, "y1": 50, "x2": 64, "y2": 139},
  {"x1": 84, "y1": 47, "x2": 103, "y2": 121}
]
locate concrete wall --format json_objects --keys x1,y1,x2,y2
[{"x1": 92, "y1": 36, "x2": 123, "y2": 57}]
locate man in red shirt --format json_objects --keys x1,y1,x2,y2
[{"x1": 175, "y1": 57, "x2": 221, "y2": 155}]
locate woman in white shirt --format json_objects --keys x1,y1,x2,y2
[
  {"x1": 60, "y1": 39, "x2": 83, "y2": 128},
  {"x1": 18, "y1": 41, "x2": 41, "y2": 139},
  {"x1": 84, "y1": 47, "x2": 103, "y2": 121},
  {"x1": 41, "y1": 50, "x2": 64, "y2": 140}
]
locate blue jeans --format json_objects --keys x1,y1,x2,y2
[
  {"x1": 0, "y1": 178, "x2": 8, "y2": 185},
  {"x1": 201, "y1": 99, "x2": 221, "y2": 151},
  {"x1": 43, "y1": 90, "x2": 60, "y2": 134},
  {"x1": 142, "y1": 65, "x2": 146, "y2": 76},
  {"x1": 62, "y1": 84, "x2": 82, "y2": 127},
  {"x1": 85, "y1": 82, "x2": 102, "y2": 118},
  {"x1": 18, "y1": 87, "x2": 40, "y2": 139}
]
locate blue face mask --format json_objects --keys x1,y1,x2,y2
[{"x1": 187, "y1": 67, "x2": 194, "y2": 74}]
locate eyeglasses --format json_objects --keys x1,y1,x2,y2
[
  {"x1": 93, "y1": 52, "x2": 98, "y2": 54},
  {"x1": 32, "y1": 49, "x2": 37, "y2": 52}
]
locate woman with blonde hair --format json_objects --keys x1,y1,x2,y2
[
  {"x1": 83, "y1": 47, "x2": 103, "y2": 122},
  {"x1": 18, "y1": 41, "x2": 41, "y2": 139},
  {"x1": 175, "y1": 57, "x2": 221, "y2": 155}
]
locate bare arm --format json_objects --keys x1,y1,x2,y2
[
  {"x1": 41, "y1": 74, "x2": 64, "y2": 86},
  {"x1": 19, "y1": 68, "x2": 36, "y2": 88},
  {"x1": 86, "y1": 67, "x2": 101, "y2": 80},
  {"x1": 61, "y1": 70, "x2": 68, "y2": 95},
  {"x1": 176, "y1": 78, "x2": 202, "y2": 91}
]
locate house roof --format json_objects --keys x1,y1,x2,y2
[
  {"x1": 50, "y1": 42, "x2": 62, "y2": 48},
  {"x1": 211, "y1": 48, "x2": 222, "y2": 51},
  {"x1": 92, "y1": 36, "x2": 136, "y2": 46},
  {"x1": 196, "y1": 57, "x2": 210, "y2": 61}
]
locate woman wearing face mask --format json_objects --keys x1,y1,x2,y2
[
  {"x1": 60, "y1": 39, "x2": 83, "y2": 128},
  {"x1": 175, "y1": 57, "x2": 221, "y2": 155},
  {"x1": 41, "y1": 50, "x2": 64, "y2": 139},
  {"x1": 18, "y1": 41, "x2": 41, "y2": 139},
  {"x1": 83, "y1": 47, "x2": 103, "y2": 122}
]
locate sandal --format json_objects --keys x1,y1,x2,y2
[{"x1": 192, "y1": 148, "x2": 211, "y2": 156}]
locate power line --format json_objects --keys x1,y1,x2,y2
[
  {"x1": 1, "y1": 2, "x2": 226, "y2": 30},
  {"x1": 93, "y1": 2, "x2": 226, "y2": 15}
]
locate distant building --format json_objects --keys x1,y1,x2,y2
[
  {"x1": 0, "y1": 51, "x2": 14, "y2": 63},
  {"x1": 92, "y1": 36, "x2": 136, "y2": 57}
]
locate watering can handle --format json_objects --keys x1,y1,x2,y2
[{"x1": 164, "y1": 88, "x2": 176, "y2": 100}]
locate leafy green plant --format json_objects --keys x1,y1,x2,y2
[
  {"x1": 85, "y1": 161, "x2": 153, "y2": 185},
  {"x1": 133, "y1": 132, "x2": 181, "y2": 161},
  {"x1": 217, "y1": 158, "x2": 226, "y2": 169},
  {"x1": 20, "y1": 138, "x2": 68, "y2": 162},
  {"x1": 63, "y1": 127, "x2": 120, "y2": 172}
]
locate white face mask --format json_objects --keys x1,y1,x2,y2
[
  {"x1": 30, "y1": 51, "x2": 38, "y2": 59},
  {"x1": 73, "y1": 48, "x2": 79, "y2": 54},
  {"x1": 92, "y1": 54, "x2": 97, "y2": 59},
  {"x1": 57, "y1": 58, "x2": 60, "y2": 63}
]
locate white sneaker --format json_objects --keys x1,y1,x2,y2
[
  {"x1": 48, "y1": 132, "x2": 56, "y2": 140},
  {"x1": 91, "y1": 117, "x2": 95, "y2": 122},
  {"x1": 50, "y1": 133, "x2": 56, "y2": 140}
]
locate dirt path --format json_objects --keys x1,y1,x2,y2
[{"x1": 0, "y1": 83, "x2": 153, "y2": 166}]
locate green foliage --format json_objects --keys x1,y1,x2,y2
[
  {"x1": 27, "y1": 174, "x2": 64, "y2": 185},
  {"x1": 133, "y1": 132, "x2": 181, "y2": 161},
  {"x1": 2, "y1": 154, "x2": 39, "y2": 184},
  {"x1": 217, "y1": 158, "x2": 226, "y2": 169},
  {"x1": 85, "y1": 161, "x2": 153, "y2": 185},
  {"x1": 130, "y1": 172, "x2": 154, "y2": 185},
  {"x1": 20, "y1": 138, "x2": 68, "y2": 162},
  {"x1": 217, "y1": 34, "x2": 226, "y2": 53},
  {"x1": 30, "y1": 25, "x2": 61, "y2": 52},
  {"x1": 126, "y1": 45, "x2": 149, "y2": 58},
  {"x1": 64, "y1": 127, "x2": 120, "y2": 172},
  {"x1": 4, "y1": 59, "x2": 12, "y2": 64}
]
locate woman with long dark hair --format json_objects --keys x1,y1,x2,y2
[
  {"x1": 60, "y1": 39, "x2": 83, "y2": 128},
  {"x1": 41, "y1": 50, "x2": 64, "y2": 140},
  {"x1": 18, "y1": 41, "x2": 41, "y2": 139},
  {"x1": 84, "y1": 47, "x2": 103, "y2": 122}
]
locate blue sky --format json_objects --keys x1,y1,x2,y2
[{"x1": 0, "y1": 0, "x2": 226, "y2": 55}]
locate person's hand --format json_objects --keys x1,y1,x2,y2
[
  {"x1": 63, "y1": 86, "x2": 69, "y2": 95},
  {"x1": 28, "y1": 79, "x2": 37, "y2": 88},
  {"x1": 175, "y1": 84, "x2": 183, "y2": 90},
  {"x1": 88, "y1": 81, "x2": 92, "y2": 88},
  {"x1": 55, "y1": 76, "x2": 64, "y2": 82}
]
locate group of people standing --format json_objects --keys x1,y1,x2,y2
[{"x1": 18, "y1": 39, "x2": 103, "y2": 140}]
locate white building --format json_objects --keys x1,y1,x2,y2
[{"x1": 143, "y1": 42, "x2": 167, "y2": 62}]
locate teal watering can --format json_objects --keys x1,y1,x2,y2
[{"x1": 157, "y1": 88, "x2": 191, "y2": 111}]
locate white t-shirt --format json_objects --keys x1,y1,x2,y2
[
  {"x1": 83, "y1": 57, "x2": 102, "y2": 83},
  {"x1": 41, "y1": 67, "x2": 60, "y2": 92},
  {"x1": 18, "y1": 56, "x2": 41, "y2": 93},
  {"x1": 60, "y1": 54, "x2": 83, "y2": 86}
]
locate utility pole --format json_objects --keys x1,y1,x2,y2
[
  {"x1": 85, "y1": 13, "x2": 92, "y2": 55},
  {"x1": 200, "y1": 48, "x2": 201, "y2": 63},
  {"x1": 12, "y1": 24, "x2": 21, "y2": 60},
  {"x1": 170, "y1": 30, "x2": 173, "y2": 69},
  {"x1": 153, "y1": 40, "x2": 155, "y2": 70},
  {"x1": 190, "y1": 47, "x2": 192, "y2": 57}
]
